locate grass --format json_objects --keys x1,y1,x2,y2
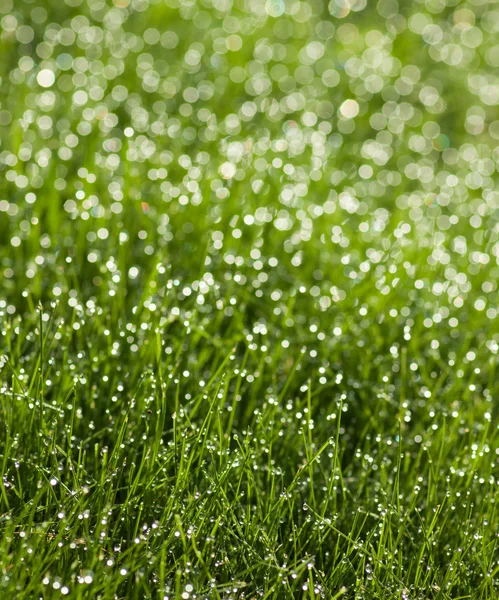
[{"x1": 1, "y1": 0, "x2": 499, "y2": 598}]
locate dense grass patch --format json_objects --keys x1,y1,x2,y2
[{"x1": 1, "y1": 0, "x2": 498, "y2": 598}]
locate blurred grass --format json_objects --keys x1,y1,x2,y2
[{"x1": 1, "y1": 0, "x2": 499, "y2": 598}]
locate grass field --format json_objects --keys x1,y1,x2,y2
[{"x1": 1, "y1": 0, "x2": 499, "y2": 598}]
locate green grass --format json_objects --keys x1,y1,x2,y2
[{"x1": 1, "y1": 0, "x2": 499, "y2": 598}]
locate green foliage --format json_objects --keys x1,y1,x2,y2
[{"x1": 0, "y1": 0, "x2": 498, "y2": 598}]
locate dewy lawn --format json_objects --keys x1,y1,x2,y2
[{"x1": 0, "y1": 0, "x2": 498, "y2": 598}]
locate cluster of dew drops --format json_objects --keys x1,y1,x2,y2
[
  {"x1": 1, "y1": 0, "x2": 499, "y2": 597},
  {"x1": 0, "y1": 0, "x2": 498, "y2": 470},
  {"x1": 0, "y1": 0, "x2": 497, "y2": 328}
]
